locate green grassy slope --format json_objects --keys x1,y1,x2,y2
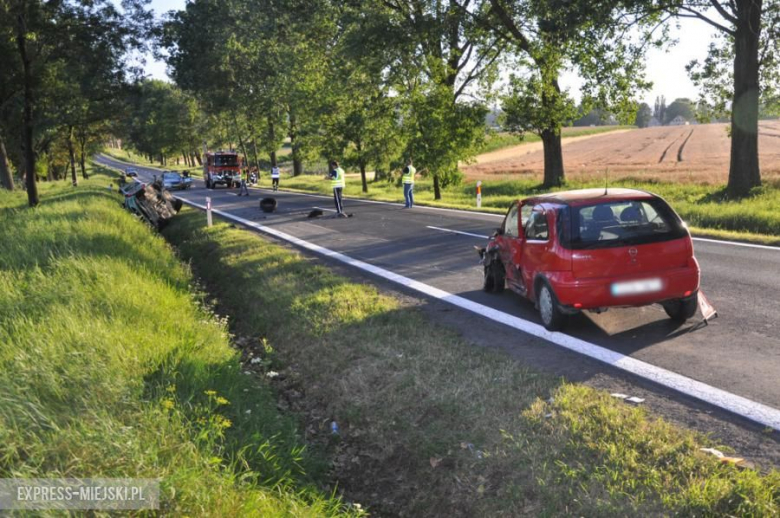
[{"x1": 0, "y1": 168, "x2": 360, "y2": 516}]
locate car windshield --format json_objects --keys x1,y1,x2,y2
[
  {"x1": 163, "y1": 173, "x2": 181, "y2": 181},
  {"x1": 558, "y1": 198, "x2": 687, "y2": 249},
  {"x1": 214, "y1": 155, "x2": 238, "y2": 166}
]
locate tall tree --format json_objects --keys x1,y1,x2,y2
[
  {"x1": 487, "y1": 0, "x2": 658, "y2": 187},
  {"x1": 672, "y1": 0, "x2": 780, "y2": 196},
  {"x1": 380, "y1": 0, "x2": 504, "y2": 199},
  {"x1": 2, "y1": 0, "x2": 150, "y2": 205},
  {"x1": 635, "y1": 102, "x2": 653, "y2": 127}
]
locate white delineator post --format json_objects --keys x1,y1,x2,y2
[
  {"x1": 206, "y1": 197, "x2": 213, "y2": 227},
  {"x1": 476, "y1": 181, "x2": 482, "y2": 208}
]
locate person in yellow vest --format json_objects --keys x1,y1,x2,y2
[
  {"x1": 328, "y1": 160, "x2": 346, "y2": 216},
  {"x1": 238, "y1": 168, "x2": 250, "y2": 196},
  {"x1": 402, "y1": 159, "x2": 416, "y2": 208}
]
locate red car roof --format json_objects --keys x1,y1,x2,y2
[{"x1": 525, "y1": 188, "x2": 656, "y2": 207}]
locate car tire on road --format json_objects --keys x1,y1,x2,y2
[
  {"x1": 663, "y1": 291, "x2": 699, "y2": 321},
  {"x1": 537, "y1": 282, "x2": 566, "y2": 332}
]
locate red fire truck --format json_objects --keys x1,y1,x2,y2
[{"x1": 203, "y1": 150, "x2": 242, "y2": 189}]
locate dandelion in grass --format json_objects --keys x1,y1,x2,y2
[{"x1": 161, "y1": 399, "x2": 175, "y2": 410}]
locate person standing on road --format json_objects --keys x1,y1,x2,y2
[
  {"x1": 402, "y1": 159, "x2": 416, "y2": 208},
  {"x1": 328, "y1": 160, "x2": 346, "y2": 216},
  {"x1": 271, "y1": 165, "x2": 280, "y2": 191},
  {"x1": 238, "y1": 169, "x2": 250, "y2": 196}
]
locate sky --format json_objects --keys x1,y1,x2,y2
[{"x1": 142, "y1": 0, "x2": 719, "y2": 107}]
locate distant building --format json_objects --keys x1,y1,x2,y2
[
  {"x1": 647, "y1": 116, "x2": 662, "y2": 127},
  {"x1": 668, "y1": 115, "x2": 690, "y2": 126}
]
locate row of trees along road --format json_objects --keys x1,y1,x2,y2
[
  {"x1": 1, "y1": 0, "x2": 152, "y2": 206},
  {"x1": 2, "y1": 0, "x2": 778, "y2": 205},
  {"x1": 159, "y1": 0, "x2": 778, "y2": 198}
]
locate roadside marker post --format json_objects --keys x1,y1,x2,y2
[
  {"x1": 206, "y1": 197, "x2": 213, "y2": 227},
  {"x1": 476, "y1": 181, "x2": 482, "y2": 208}
]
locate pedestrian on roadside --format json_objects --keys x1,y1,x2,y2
[
  {"x1": 238, "y1": 169, "x2": 250, "y2": 196},
  {"x1": 402, "y1": 158, "x2": 416, "y2": 208},
  {"x1": 271, "y1": 165, "x2": 280, "y2": 191},
  {"x1": 327, "y1": 160, "x2": 346, "y2": 216}
]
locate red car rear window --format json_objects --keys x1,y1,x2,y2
[{"x1": 558, "y1": 198, "x2": 687, "y2": 249}]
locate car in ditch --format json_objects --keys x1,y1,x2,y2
[
  {"x1": 478, "y1": 188, "x2": 701, "y2": 331},
  {"x1": 161, "y1": 171, "x2": 191, "y2": 191}
]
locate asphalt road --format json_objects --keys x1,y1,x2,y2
[{"x1": 100, "y1": 156, "x2": 780, "y2": 417}]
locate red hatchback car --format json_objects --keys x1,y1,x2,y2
[{"x1": 479, "y1": 188, "x2": 701, "y2": 331}]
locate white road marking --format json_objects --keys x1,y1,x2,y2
[
  {"x1": 177, "y1": 194, "x2": 780, "y2": 431},
  {"x1": 96, "y1": 155, "x2": 780, "y2": 251},
  {"x1": 427, "y1": 225, "x2": 488, "y2": 239},
  {"x1": 692, "y1": 237, "x2": 780, "y2": 251},
  {"x1": 313, "y1": 206, "x2": 337, "y2": 212}
]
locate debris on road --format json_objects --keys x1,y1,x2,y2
[
  {"x1": 611, "y1": 393, "x2": 645, "y2": 404},
  {"x1": 260, "y1": 197, "x2": 277, "y2": 213},
  {"x1": 699, "y1": 447, "x2": 755, "y2": 469}
]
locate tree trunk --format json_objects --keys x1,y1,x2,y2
[
  {"x1": 357, "y1": 140, "x2": 368, "y2": 193},
  {"x1": 433, "y1": 174, "x2": 441, "y2": 200},
  {"x1": 360, "y1": 162, "x2": 368, "y2": 193},
  {"x1": 289, "y1": 114, "x2": 303, "y2": 176},
  {"x1": 268, "y1": 119, "x2": 278, "y2": 168},
  {"x1": 47, "y1": 152, "x2": 54, "y2": 181},
  {"x1": 540, "y1": 129, "x2": 565, "y2": 188},
  {"x1": 233, "y1": 114, "x2": 250, "y2": 169},
  {"x1": 79, "y1": 139, "x2": 88, "y2": 179},
  {"x1": 727, "y1": 0, "x2": 763, "y2": 197},
  {"x1": 16, "y1": 13, "x2": 38, "y2": 205},
  {"x1": 249, "y1": 132, "x2": 260, "y2": 170},
  {"x1": 0, "y1": 133, "x2": 14, "y2": 191},
  {"x1": 68, "y1": 126, "x2": 78, "y2": 187}
]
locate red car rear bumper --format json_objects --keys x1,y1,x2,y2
[{"x1": 548, "y1": 264, "x2": 700, "y2": 309}]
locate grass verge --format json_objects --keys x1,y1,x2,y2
[
  {"x1": 0, "y1": 166, "x2": 361, "y2": 516},
  {"x1": 162, "y1": 205, "x2": 780, "y2": 516}
]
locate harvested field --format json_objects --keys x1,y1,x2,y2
[{"x1": 465, "y1": 122, "x2": 780, "y2": 185}]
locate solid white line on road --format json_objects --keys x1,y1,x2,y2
[
  {"x1": 692, "y1": 237, "x2": 780, "y2": 251},
  {"x1": 97, "y1": 155, "x2": 780, "y2": 251},
  {"x1": 178, "y1": 195, "x2": 780, "y2": 431},
  {"x1": 427, "y1": 225, "x2": 488, "y2": 239}
]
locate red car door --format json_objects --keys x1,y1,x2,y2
[
  {"x1": 520, "y1": 205, "x2": 553, "y2": 296},
  {"x1": 497, "y1": 202, "x2": 532, "y2": 291}
]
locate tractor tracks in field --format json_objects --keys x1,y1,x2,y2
[
  {"x1": 658, "y1": 128, "x2": 695, "y2": 164},
  {"x1": 677, "y1": 129, "x2": 695, "y2": 162}
]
